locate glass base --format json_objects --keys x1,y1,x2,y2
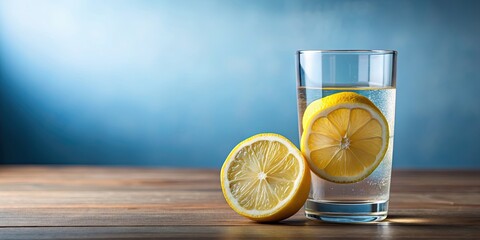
[{"x1": 305, "y1": 200, "x2": 388, "y2": 223}]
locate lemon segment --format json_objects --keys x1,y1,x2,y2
[
  {"x1": 301, "y1": 92, "x2": 389, "y2": 183},
  {"x1": 221, "y1": 133, "x2": 311, "y2": 222}
]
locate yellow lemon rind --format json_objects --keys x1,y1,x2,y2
[{"x1": 302, "y1": 91, "x2": 382, "y2": 128}]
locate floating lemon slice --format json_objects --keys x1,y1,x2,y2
[
  {"x1": 301, "y1": 92, "x2": 389, "y2": 183},
  {"x1": 221, "y1": 133, "x2": 311, "y2": 222}
]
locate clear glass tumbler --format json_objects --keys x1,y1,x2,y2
[{"x1": 296, "y1": 50, "x2": 397, "y2": 223}]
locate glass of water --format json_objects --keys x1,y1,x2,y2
[{"x1": 296, "y1": 50, "x2": 397, "y2": 223}]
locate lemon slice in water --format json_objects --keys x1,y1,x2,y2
[{"x1": 301, "y1": 92, "x2": 389, "y2": 183}]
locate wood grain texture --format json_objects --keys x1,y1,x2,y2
[{"x1": 0, "y1": 166, "x2": 479, "y2": 239}]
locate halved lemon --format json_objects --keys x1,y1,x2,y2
[
  {"x1": 221, "y1": 133, "x2": 311, "y2": 222},
  {"x1": 300, "y1": 92, "x2": 389, "y2": 183}
]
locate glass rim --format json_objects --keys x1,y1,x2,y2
[{"x1": 297, "y1": 49, "x2": 397, "y2": 55}]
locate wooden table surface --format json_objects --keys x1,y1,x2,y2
[{"x1": 0, "y1": 166, "x2": 478, "y2": 239}]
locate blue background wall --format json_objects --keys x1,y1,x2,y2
[{"x1": 0, "y1": 0, "x2": 479, "y2": 168}]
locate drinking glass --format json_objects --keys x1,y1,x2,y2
[{"x1": 296, "y1": 50, "x2": 397, "y2": 223}]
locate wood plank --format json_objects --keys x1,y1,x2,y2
[
  {"x1": 0, "y1": 225, "x2": 478, "y2": 240},
  {"x1": 0, "y1": 166, "x2": 220, "y2": 191},
  {"x1": 0, "y1": 166, "x2": 478, "y2": 239}
]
